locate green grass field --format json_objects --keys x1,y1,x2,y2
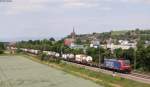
[
  {"x1": 111, "y1": 30, "x2": 128, "y2": 35},
  {"x1": 0, "y1": 55, "x2": 101, "y2": 87}
]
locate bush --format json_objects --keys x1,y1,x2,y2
[
  {"x1": 40, "y1": 53, "x2": 48, "y2": 61},
  {"x1": 16, "y1": 49, "x2": 22, "y2": 53},
  {"x1": 0, "y1": 50, "x2": 4, "y2": 54}
]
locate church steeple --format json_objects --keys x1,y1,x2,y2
[
  {"x1": 71, "y1": 27, "x2": 76, "y2": 39},
  {"x1": 73, "y1": 27, "x2": 75, "y2": 33}
]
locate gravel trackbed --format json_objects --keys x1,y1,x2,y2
[{"x1": 0, "y1": 56, "x2": 101, "y2": 87}]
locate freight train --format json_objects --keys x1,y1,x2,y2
[{"x1": 15, "y1": 47, "x2": 131, "y2": 73}]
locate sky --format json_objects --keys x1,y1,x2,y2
[{"x1": 0, "y1": 0, "x2": 150, "y2": 42}]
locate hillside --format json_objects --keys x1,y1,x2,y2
[{"x1": 67, "y1": 29, "x2": 150, "y2": 44}]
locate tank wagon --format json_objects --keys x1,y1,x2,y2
[
  {"x1": 75, "y1": 55, "x2": 93, "y2": 64},
  {"x1": 66, "y1": 54, "x2": 75, "y2": 61},
  {"x1": 62, "y1": 54, "x2": 67, "y2": 60},
  {"x1": 28, "y1": 49, "x2": 40, "y2": 55},
  {"x1": 20, "y1": 48, "x2": 40, "y2": 55},
  {"x1": 43, "y1": 51, "x2": 60, "y2": 58}
]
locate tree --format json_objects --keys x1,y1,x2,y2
[
  {"x1": 136, "y1": 45, "x2": 150, "y2": 71},
  {"x1": 103, "y1": 48, "x2": 113, "y2": 58},
  {"x1": 72, "y1": 48, "x2": 84, "y2": 55},
  {"x1": 0, "y1": 42, "x2": 5, "y2": 54},
  {"x1": 146, "y1": 46, "x2": 150, "y2": 71},
  {"x1": 76, "y1": 38, "x2": 82, "y2": 45},
  {"x1": 123, "y1": 48, "x2": 135, "y2": 64},
  {"x1": 49, "y1": 37, "x2": 55, "y2": 42},
  {"x1": 63, "y1": 47, "x2": 72, "y2": 54},
  {"x1": 0, "y1": 42, "x2": 5, "y2": 50},
  {"x1": 86, "y1": 48, "x2": 99, "y2": 62},
  {"x1": 86, "y1": 47, "x2": 107, "y2": 63},
  {"x1": 114, "y1": 48, "x2": 123, "y2": 58}
]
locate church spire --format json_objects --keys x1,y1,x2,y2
[
  {"x1": 71, "y1": 26, "x2": 76, "y2": 39},
  {"x1": 73, "y1": 27, "x2": 75, "y2": 33}
]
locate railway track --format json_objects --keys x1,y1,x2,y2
[{"x1": 131, "y1": 72, "x2": 150, "y2": 79}]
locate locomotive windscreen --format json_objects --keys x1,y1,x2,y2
[{"x1": 124, "y1": 60, "x2": 130, "y2": 65}]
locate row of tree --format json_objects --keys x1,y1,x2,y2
[
  {"x1": 0, "y1": 42, "x2": 5, "y2": 54},
  {"x1": 16, "y1": 39, "x2": 84, "y2": 55}
]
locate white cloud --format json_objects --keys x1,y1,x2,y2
[
  {"x1": 63, "y1": 0, "x2": 113, "y2": 11},
  {"x1": 63, "y1": 0, "x2": 100, "y2": 8},
  {"x1": 4, "y1": 0, "x2": 50, "y2": 15},
  {"x1": 120, "y1": 0, "x2": 150, "y2": 4},
  {"x1": 3, "y1": 0, "x2": 113, "y2": 15},
  {"x1": 101, "y1": 7, "x2": 112, "y2": 11},
  {"x1": 2, "y1": 0, "x2": 150, "y2": 15}
]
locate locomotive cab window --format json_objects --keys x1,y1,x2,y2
[{"x1": 124, "y1": 60, "x2": 130, "y2": 66}]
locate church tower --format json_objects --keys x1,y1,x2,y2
[{"x1": 71, "y1": 27, "x2": 76, "y2": 39}]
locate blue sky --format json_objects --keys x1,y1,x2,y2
[{"x1": 0, "y1": 0, "x2": 150, "y2": 42}]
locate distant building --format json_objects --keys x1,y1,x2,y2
[
  {"x1": 106, "y1": 43, "x2": 136, "y2": 50},
  {"x1": 71, "y1": 27, "x2": 76, "y2": 39},
  {"x1": 106, "y1": 40, "x2": 137, "y2": 50},
  {"x1": 100, "y1": 39, "x2": 137, "y2": 51},
  {"x1": 8, "y1": 42, "x2": 16, "y2": 49},
  {"x1": 145, "y1": 40, "x2": 150, "y2": 47},
  {"x1": 90, "y1": 38, "x2": 100, "y2": 48},
  {"x1": 145, "y1": 40, "x2": 150, "y2": 44},
  {"x1": 119, "y1": 40, "x2": 129, "y2": 45},
  {"x1": 64, "y1": 27, "x2": 76, "y2": 46},
  {"x1": 70, "y1": 43, "x2": 84, "y2": 49},
  {"x1": 64, "y1": 38, "x2": 75, "y2": 46}
]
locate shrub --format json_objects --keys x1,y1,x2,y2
[{"x1": 0, "y1": 50, "x2": 4, "y2": 54}]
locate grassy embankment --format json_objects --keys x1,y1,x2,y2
[
  {"x1": 19, "y1": 53, "x2": 150, "y2": 87},
  {"x1": 0, "y1": 50, "x2": 10, "y2": 56}
]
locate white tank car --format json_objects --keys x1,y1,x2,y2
[
  {"x1": 55, "y1": 53, "x2": 60, "y2": 58},
  {"x1": 51, "y1": 52, "x2": 56, "y2": 56},
  {"x1": 86, "y1": 56, "x2": 93, "y2": 62},
  {"x1": 32, "y1": 50, "x2": 35, "y2": 54},
  {"x1": 62, "y1": 54, "x2": 67, "y2": 59},
  {"x1": 66, "y1": 54, "x2": 70, "y2": 58},
  {"x1": 24, "y1": 49, "x2": 28, "y2": 52},
  {"x1": 27, "y1": 49, "x2": 30, "y2": 52},
  {"x1": 75, "y1": 55, "x2": 93, "y2": 63},
  {"x1": 30, "y1": 49, "x2": 34, "y2": 53},
  {"x1": 75, "y1": 54, "x2": 86, "y2": 62},
  {"x1": 47, "y1": 51, "x2": 52, "y2": 56},
  {"x1": 28, "y1": 49, "x2": 31, "y2": 53},
  {"x1": 11, "y1": 47, "x2": 17, "y2": 50},
  {"x1": 82, "y1": 56, "x2": 87, "y2": 62},
  {"x1": 34, "y1": 50, "x2": 39, "y2": 55},
  {"x1": 68, "y1": 54, "x2": 75, "y2": 59}
]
